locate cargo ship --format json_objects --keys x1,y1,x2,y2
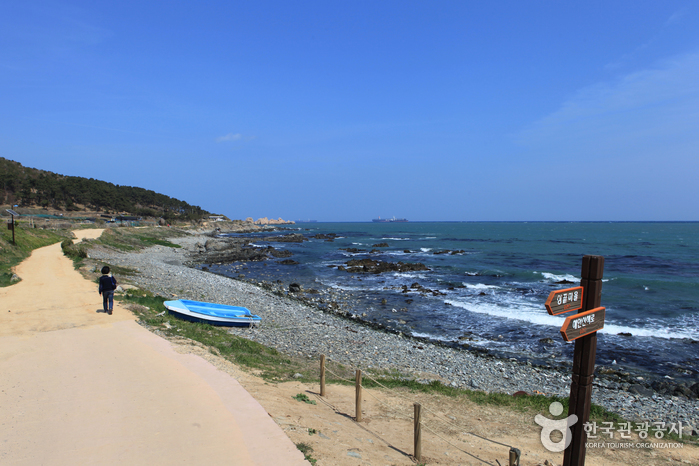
[{"x1": 372, "y1": 216, "x2": 408, "y2": 223}]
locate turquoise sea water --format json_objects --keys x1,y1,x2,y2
[{"x1": 211, "y1": 222, "x2": 699, "y2": 382}]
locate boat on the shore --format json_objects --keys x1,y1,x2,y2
[
  {"x1": 164, "y1": 299, "x2": 261, "y2": 327},
  {"x1": 372, "y1": 216, "x2": 408, "y2": 223}
]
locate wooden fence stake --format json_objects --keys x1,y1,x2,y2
[
  {"x1": 414, "y1": 403, "x2": 422, "y2": 462},
  {"x1": 509, "y1": 447, "x2": 521, "y2": 466},
  {"x1": 320, "y1": 354, "x2": 326, "y2": 397},
  {"x1": 355, "y1": 370, "x2": 362, "y2": 422}
]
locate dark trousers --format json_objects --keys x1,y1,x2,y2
[{"x1": 102, "y1": 291, "x2": 114, "y2": 312}]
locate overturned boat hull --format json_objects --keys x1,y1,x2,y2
[{"x1": 163, "y1": 299, "x2": 261, "y2": 327}]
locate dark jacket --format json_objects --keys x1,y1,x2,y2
[{"x1": 99, "y1": 275, "x2": 117, "y2": 293}]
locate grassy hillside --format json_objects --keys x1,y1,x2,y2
[{"x1": 0, "y1": 157, "x2": 209, "y2": 221}]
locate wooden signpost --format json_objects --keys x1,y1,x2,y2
[
  {"x1": 559, "y1": 307, "x2": 605, "y2": 342},
  {"x1": 545, "y1": 286, "x2": 583, "y2": 315},
  {"x1": 544, "y1": 255, "x2": 605, "y2": 466},
  {"x1": 6, "y1": 209, "x2": 18, "y2": 245}
]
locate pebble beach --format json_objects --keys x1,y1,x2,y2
[{"x1": 88, "y1": 229, "x2": 699, "y2": 435}]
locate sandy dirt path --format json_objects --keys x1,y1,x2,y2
[{"x1": 0, "y1": 230, "x2": 306, "y2": 465}]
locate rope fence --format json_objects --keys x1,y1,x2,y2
[{"x1": 319, "y1": 354, "x2": 521, "y2": 465}]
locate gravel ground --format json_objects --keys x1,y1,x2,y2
[{"x1": 87, "y1": 230, "x2": 699, "y2": 435}]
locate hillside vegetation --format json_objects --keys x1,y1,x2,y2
[{"x1": 0, "y1": 157, "x2": 208, "y2": 221}]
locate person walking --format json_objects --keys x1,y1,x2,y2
[{"x1": 98, "y1": 266, "x2": 117, "y2": 315}]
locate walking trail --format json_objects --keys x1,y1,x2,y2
[
  {"x1": 0, "y1": 229, "x2": 306, "y2": 465},
  {"x1": 2, "y1": 230, "x2": 696, "y2": 466}
]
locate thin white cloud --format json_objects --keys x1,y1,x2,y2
[
  {"x1": 216, "y1": 133, "x2": 242, "y2": 142},
  {"x1": 665, "y1": 10, "x2": 684, "y2": 27},
  {"x1": 516, "y1": 52, "x2": 699, "y2": 153},
  {"x1": 604, "y1": 10, "x2": 685, "y2": 71}
]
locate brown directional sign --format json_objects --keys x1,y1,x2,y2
[
  {"x1": 560, "y1": 307, "x2": 605, "y2": 342},
  {"x1": 545, "y1": 286, "x2": 584, "y2": 315}
]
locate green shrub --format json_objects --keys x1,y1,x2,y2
[{"x1": 61, "y1": 239, "x2": 88, "y2": 260}]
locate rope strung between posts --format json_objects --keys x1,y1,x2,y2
[
  {"x1": 345, "y1": 377, "x2": 508, "y2": 465},
  {"x1": 359, "y1": 383, "x2": 418, "y2": 423},
  {"x1": 324, "y1": 355, "x2": 518, "y2": 453},
  {"x1": 323, "y1": 366, "x2": 360, "y2": 385},
  {"x1": 358, "y1": 375, "x2": 507, "y2": 460},
  {"x1": 421, "y1": 423, "x2": 498, "y2": 466},
  {"x1": 360, "y1": 368, "x2": 516, "y2": 450}
]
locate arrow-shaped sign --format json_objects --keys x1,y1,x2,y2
[
  {"x1": 544, "y1": 286, "x2": 584, "y2": 316},
  {"x1": 560, "y1": 307, "x2": 605, "y2": 342}
]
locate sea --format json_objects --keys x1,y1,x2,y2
[{"x1": 206, "y1": 222, "x2": 699, "y2": 383}]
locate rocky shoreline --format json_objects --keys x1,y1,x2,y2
[{"x1": 88, "y1": 228, "x2": 699, "y2": 435}]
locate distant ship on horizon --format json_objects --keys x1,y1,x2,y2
[{"x1": 372, "y1": 216, "x2": 408, "y2": 223}]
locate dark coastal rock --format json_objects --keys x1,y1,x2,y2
[
  {"x1": 398, "y1": 281, "x2": 444, "y2": 296},
  {"x1": 597, "y1": 366, "x2": 618, "y2": 375},
  {"x1": 539, "y1": 338, "x2": 555, "y2": 345},
  {"x1": 371, "y1": 243, "x2": 389, "y2": 248},
  {"x1": 433, "y1": 249, "x2": 466, "y2": 255},
  {"x1": 674, "y1": 383, "x2": 695, "y2": 399},
  {"x1": 340, "y1": 248, "x2": 366, "y2": 253},
  {"x1": 555, "y1": 279, "x2": 576, "y2": 284},
  {"x1": 204, "y1": 238, "x2": 241, "y2": 251},
  {"x1": 263, "y1": 234, "x2": 306, "y2": 243},
  {"x1": 289, "y1": 283, "x2": 302, "y2": 292},
  {"x1": 278, "y1": 259, "x2": 299, "y2": 265},
  {"x1": 312, "y1": 233, "x2": 337, "y2": 240},
  {"x1": 628, "y1": 384, "x2": 654, "y2": 397},
  {"x1": 341, "y1": 259, "x2": 429, "y2": 274},
  {"x1": 269, "y1": 249, "x2": 293, "y2": 258},
  {"x1": 192, "y1": 238, "x2": 273, "y2": 263}
]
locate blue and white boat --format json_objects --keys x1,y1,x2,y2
[{"x1": 163, "y1": 299, "x2": 261, "y2": 327}]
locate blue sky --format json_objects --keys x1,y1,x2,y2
[{"x1": 1, "y1": 1, "x2": 698, "y2": 221}]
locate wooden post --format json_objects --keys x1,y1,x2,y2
[
  {"x1": 414, "y1": 403, "x2": 422, "y2": 462},
  {"x1": 355, "y1": 369, "x2": 362, "y2": 422},
  {"x1": 563, "y1": 255, "x2": 604, "y2": 466},
  {"x1": 509, "y1": 447, "x2": 521, "y2": 466},
  {"x1": 320, "y1": 354, "x2": 326, "y2": 397}
]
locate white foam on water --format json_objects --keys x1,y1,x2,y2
[
  {"x1": 445, "y1": 298, "x2": 699, "y2": 341},
  {"x1": 538, "y1": 272, "x2": 580, "y2": 283},
  {"x1": 599, "y1": 319, "x2": 699, "y2": 340},
  {"x1": 464, "y1": 271, "x2": 479, "y2": 276},
  {"x1": 382, "y1": 251, "x2": 410, "y2": 256},
  {"x1": 384, "y1": 237, "x2": 410, "y2": 241},
  {"x1": 392, "y1": 272, "x2": 428, "y2": 279},
  {"x1": 411, "y1": 331, "x2": 507, "y2": 348},
  {"x1": 324, "y1": 281, "x2": 387, "y2": 292},
  {"x1": 410, "y1": 332, "x2": 462, "y2": 343},
  {"x1": 420, "y1": 248, "x2": 432, "y2": 252},
  {"x1": 462, "y1": 283, "x2": 501, "y2": 290},
  {"x1": 445, "y1": 298, "x2": 565, "y2": 328}
]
